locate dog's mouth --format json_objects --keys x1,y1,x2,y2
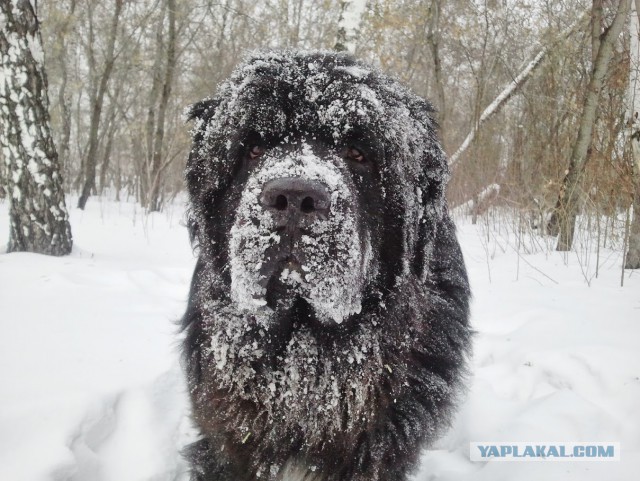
[{"x1": 259, "y1": 255, "x2": 307, "y2": 309}]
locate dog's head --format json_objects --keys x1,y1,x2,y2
[{"x1": 186, "y1": 50, "x2": 449, "y2": 327}]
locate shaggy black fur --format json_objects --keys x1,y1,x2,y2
[{"x1": 181, "y1": 50, "x2": 471, "y2": 481}]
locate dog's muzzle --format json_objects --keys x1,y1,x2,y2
[{"x1": 229, "y1": 144, "x2": 370, "y2": 323}]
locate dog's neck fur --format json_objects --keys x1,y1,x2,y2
[{"x1": 277, "y1": 458, "x2": 324, "y2": 481}]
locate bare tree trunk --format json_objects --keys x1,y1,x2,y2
[
  {"x1": 427, "y1": 0, "x2": 445, "y2": 126},
  {"x1": 98, "y1": 116, "x2": 117, "y2": 194},
  {"x1": 147, "y1": 0, "x2": 177, "y2": 212},
  {"x1": 53, "y1": 0, "x2": 76, "y2": 191},
  {"x1": 290, "y1": 0, "x2": 304, "y2": 46},
  {"x1": 58, "y1": 68, "x2": 72, "y2": 186},
  {"x1": 548, "y1": 0, "x2": 630, "y2": 251},
  {"x1": 626, "y1": 0, "x2": 640, "y2": 268},
  {"x1": 77, "y1": 0, "x2": 123, "y2": 209},
  {"x1": 141, "y1": 2, "x2": 167, "y2": 207},
  {"x1": 0, "y1": 0, "x2": 72, "y2": 255}
]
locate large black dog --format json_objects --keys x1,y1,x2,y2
[{"x1": 181, "y1": 50, "x2": 471, "y2": 481}]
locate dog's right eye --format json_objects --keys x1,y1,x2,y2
[
  {"x1": 345, "y1": 146, "x2": 366, "y2": 163},
  {"x1": 248, "y1": 145, "x2": 265, "y2": 160}
]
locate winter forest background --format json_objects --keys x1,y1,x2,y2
[
  {"x1": 1, "y1": 0, "x2": 640, "y2": 480},
  {"x1": 2, "y1": 0, "x2": 640, "y2": 261}
]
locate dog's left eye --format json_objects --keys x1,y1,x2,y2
[
  {"x1": 346, "y1": 147, "x2": 366, "y2": 163},
  {"x1": 248, "y1": 145, "x2": 265, "y2": 160}
]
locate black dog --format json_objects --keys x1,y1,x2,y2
[{"x1": 181, "y1": 50, "x2": 471, "y2": 481}]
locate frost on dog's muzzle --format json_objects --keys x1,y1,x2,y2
[{"x1": 229, "y1": 143, "x2": 372, "y2": 325}]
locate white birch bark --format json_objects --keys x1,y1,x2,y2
[
  {"x1": 335, "y1": 0, "x2": 367, "y2": 54},
  {"x1": 0, "y1": 0, "x2": 73, "y2": 255},
  {"x1": 625, "y1": 0, "x2": 640, "y2": 268}
]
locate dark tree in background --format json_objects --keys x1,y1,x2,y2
[
  {"x1": 76, "y1": 0, "x2": 123, "y2": 210},
  {"x1": 142, "y1": 0, "x2": 177, "y2": 212},
  {"x1": 0, "y1": 0, "x2": 72, "y2": 255}
]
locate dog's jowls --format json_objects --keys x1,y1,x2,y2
[{"x1": 181, "y1": 50, "x2": 471, "y2": 481}]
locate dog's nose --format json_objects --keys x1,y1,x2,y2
[{"x1": 260, "y1": 177, "x2": 330, "y2": 216}]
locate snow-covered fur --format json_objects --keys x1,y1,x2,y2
[{"x1": 181, "y1": 50, "x2": 471, "y2": 481}]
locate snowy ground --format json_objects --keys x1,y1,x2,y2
[{"x1": 0, "y1": 198, "x2": 639, "y2": 481}]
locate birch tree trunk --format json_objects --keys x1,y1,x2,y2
[
  {"x1": 334, "y1": 0, "x2": 367, "y2": 54},
  {"x1": 0, "y1": 0, "x2": 72, "y2": 255},
  {"x1": 547, "y1": 0, "x2": 630, "y2": 251},
  {"x1": 626, "y1": 0, "x2": 640, "y2": 269}
]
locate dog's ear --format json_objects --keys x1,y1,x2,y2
[
  {"x1": 185, "y1": 98, "x2": 220, "y2": 123},
  {"x1": 408, "y1": 99, "x2": 451, "y2": 282}
]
